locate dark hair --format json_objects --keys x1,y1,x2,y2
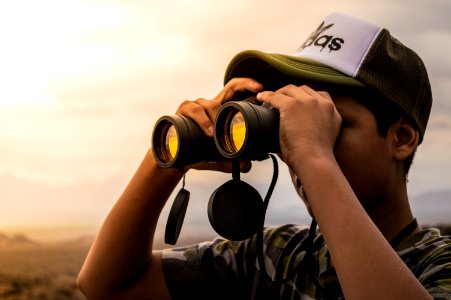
[{"x1": 351, "y1": 89, "x2": 417, "y2": 176}]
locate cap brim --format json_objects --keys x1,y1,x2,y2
[{"x1": 224, "y1": 50, "x2": 364, "y2": 89}]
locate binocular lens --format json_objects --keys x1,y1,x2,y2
[
  {"x1": 163, "y1": 125, "x2": 178, "y2": 162},
  {"x1": 152, "y1": 115, "x2": 223, "y2": 168},
  {"x1": 215, "y1": 97, "x2": 280, "y2": 159},
  {"x1": 224, "y1": 111, "x2": 246, "y2": 154},
  {"x1": 155, "y1": 122, "x2": 179, "y2": 164}
]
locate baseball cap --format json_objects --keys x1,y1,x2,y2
[{"x1": 224, "y1": 13, "x2": 433, "y2": 143}]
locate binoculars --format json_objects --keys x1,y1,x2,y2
[{"x1": 152, "y1": 96, "x2": 280, "y2": 168}]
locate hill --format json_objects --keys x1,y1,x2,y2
[
  {"x1": 410, "y1": 189, "x2": 451, "y2": 225},
  {"x1": 0, "y1": 233, "x2": 91, "y2": 300},
  {"x1": 0, "y1": 232, "x2": 38, "y2": 249}
]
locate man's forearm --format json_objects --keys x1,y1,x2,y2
[
  {"x1": 77, "y1": 149, "x2": 183, "y2": 296},
  {"x1": 296, "y1": 156, "x2": 431, "y2": 299}
]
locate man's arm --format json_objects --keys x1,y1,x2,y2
[
  {"x1": 257, "y1": 85, "x2": 432, "y2": 299},
  {"x1": 77, "y1": 77, "x2": 264, "y2": 299},
  {"x1": 294, "y1": 155, "x2": 431, "y2": 299},
  {"x1": 77, "y1": 150, "x2": 180, "y2": 299}
]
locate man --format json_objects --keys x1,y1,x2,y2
[{"x1": 78, "y1": 13, "x2": 451, "y2": 299}]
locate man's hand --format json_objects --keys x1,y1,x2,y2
[
  {"x1": 176, "y1": 77, "x2": 263, "y2": 173},
  {"x1": 256, "y1": 84, "x2": 342, "y2": 174}
]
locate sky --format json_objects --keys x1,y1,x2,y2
[{"x1": 0, "y1": 0, "x2": 450, "y2": 241}]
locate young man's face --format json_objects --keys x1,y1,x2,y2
[{"x1": 291, "y1": 94, "x2": 393, "y2": 214}]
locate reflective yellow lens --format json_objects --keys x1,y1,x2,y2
[
  {"x1": 164, "y1": 125, "x2": 178, "y2": 161},
  {"x1": 229, "y1": 112, "x2": 246, "y2": 152}
]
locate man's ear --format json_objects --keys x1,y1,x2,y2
[{"x1": 391, "y1": 117, "x2": 419, "y2": 161}]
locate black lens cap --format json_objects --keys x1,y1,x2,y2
[
  {"x1": 208, "y1": 180, "x2": 263, "y2": 241},
  {"x1": 165, "y1": 188, "x2": 190, "y2": 245}
]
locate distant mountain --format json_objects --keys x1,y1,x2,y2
[
  {"x1": 410, "y1": 189, "x2": 451, "y2": 225},
  {"x1": 0, "y1": 232, "x2": 38, "y2": 249},
  {"x1": 55, "y1": 234, "x2": 95, "y2": 247}
]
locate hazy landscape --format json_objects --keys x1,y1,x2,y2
[
  {"x1": 0, "y1": 234, "x2": 92, "y2": 300},
  {"x1": 0, "y1": 189, "x2": 449, "y2": 299},
  {"x1": 0, "y1": 230, "x2": 219, "y2": 299}
]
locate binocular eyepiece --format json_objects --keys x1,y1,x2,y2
[{"x1": 152, "y1": 96, "x2": 280, "y2": 168}]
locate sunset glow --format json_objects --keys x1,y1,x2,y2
[{"x1": 1, "y1": 0, "x2": 450, "y2": 242}]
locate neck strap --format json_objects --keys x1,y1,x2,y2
[{"x1": 389, "y1": 218, "x2": 418, "y2": 248}]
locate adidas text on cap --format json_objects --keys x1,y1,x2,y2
[{"x1": 224, "y1": 13, "x2": 433, "y2": 143}]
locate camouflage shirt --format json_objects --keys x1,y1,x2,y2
[{"x1": 161, "y1": 224, "x2": 451, "y2": 299}]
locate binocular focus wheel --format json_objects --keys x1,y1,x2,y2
[{"x1": 208, "y1": 180, "x2": 263, "y2": 241}]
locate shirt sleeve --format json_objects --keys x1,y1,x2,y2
[
  {"x1": 161, "y1": 237, "x2": 257, "y2": 300},
  {"x1": 399, "y1": 229, "x2": 451, "y2": 299},
  {"x1": 417, "y1": 238, "x2": 451, "y2": 299},
  {"x1": 160, "y1": 224, "x2": 312, "y2": 300}
]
